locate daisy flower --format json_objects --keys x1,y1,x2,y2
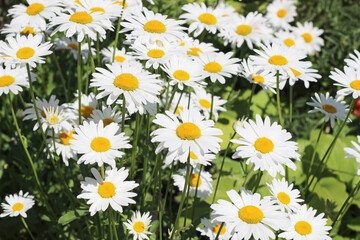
[
  {"x1": 180, "y1": 2, "x2": 226, "y2": 37},
  {"x1": 101, "y1": 47, "x2": 134, "y2": 64},
  {"x1": 1, "y1": 22, "x2": 44, "y2": 37},
  {"x1": 330, "y1": 66, "x2": 360, "y2": 99},
  {"x1": 173, "y1": 165, "x2": 213, "y2": 199},
  {"x1": 72, "y1": 92, "x2": 98, "y2": 119},
  {"x1": 48, "y1": 130, "x2": 77, "y2": 166},
  {"x1": 8, "y1": 0, "x2": 62, "y2": 30},
  {"x1": 1, "y1": 34, "x2": 52, "y2": 67},
  {"x1": 77, "y1": 167, "x2": 138, "y2": 216},
  {"x1": 231, "y1": 115, "x2": 300, "y2": 177},
  {"x1": 175, "y1": 151, "x2": 215, "y2": 168},
  {"x1": 216, "y1": 0, "x2": 237, "y2": 20},
  {"x1": 168, "y1": 91, "x2": 191, "y2": 116},
  {"x1": 267, "y1": 178, "x2": 303, "y2": 213},
  {"x1": 41, "y1": 106, "x2": 73, "y2": 134},
  {"x1": 121, "y1": 7, "x2": 186, "y2": 44},
  {"x1": 279, "y1": 205, "x2": 331, "y2": 240},
  {"x1": 196, "y1": 218, "x2": 231, "y2": 240},
  {"x1": 181, "y1": 39, "x2": 218, "y2": 59},
  {"x1": 0, "y1": 65, "x2": 29, "y2": 96},
  {"x1": 265, "y1": 0, "x2": 296, "y2": 29},
  {"x1": 344, "y1": 136, "x2": 360, "y2": 175},
  {"x1": 162, "y1": 56, "x2": 205, "y2": 90},
  {"x1": 250, "y1": 43, "x2": 307, "y2": 78},
  {"x1": 49, "y1": 7, "x2": 113, "y2": 42},
  {"x1": 199, "y1": 52, "x2": 240, "y2": 84},
  {"x1": 287, "y1": 61, "x2": 321, "y2": 88},
  {"x1": 307, "y1": 92, "x2": 349, "y2": 128},
  {"x1": 345, "y1": 49, "x2": 360, "y2": 69},
  {"x1": 151, "y1": 108, "x2": 223, "y2": 164},
  {"x1": 211, "y1": 189, "x2": 288, "y2": 240},
  {"x1": 192, "y1": 87, "x2": 226, "y2": 121},
  {"x1": 90, "y1": 61, "x2": 162, "y2": 114},
  {"x1": 90, "y1": 106, "x2": 124, "y2": 127},
  {"x1": 113, "y1": 0, "x2": 142, "y2": 17},
  {"x1": 293, "y1": 22, "x2": 324, "y2": 55},
  {"x1": 0, "y1": 191, "x2": 35, "y2": 218},
  {"x1": 79, "y1": 0, "x2": 123, "y2": 20},
  {"x1": 54, "y1": 37, "x2": 91, "y2": 61},
  {"x1": 124, "y1": 211, "x2": 152, "y2": 240},
  {"x1": 274, "y1": 30, "x2": 302, "y2": 48},
  {"x1": 70, "y1": 120, "x2": 131, "y2": 167}
]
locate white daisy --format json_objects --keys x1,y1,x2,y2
[
  {"x1": 72, "y1": 92, "x2": 98, "y2": 119},
  {"x1": 231, "y1": 115, "x2": 300, "y2": 177},
  {"x1": 265, "y1": 0, "x2": 296, "y2": 29},
  {"x1": 48, "y1": 130, "x2": 77, "y2": 166},
  {"x1": 79, "y1": 0, "x2": 123, "y2": 20},
  {"x1": 124, "y1": 211, "x2": 152, "y2": 240},
  {"x1": 330, "y1": 66, "x2": 360, "y2": 99},
  {"x1": 293, "y1": 22, "x2": 324, "y2": 55},
  {"x1": 42, "y1": 106, "x2": 73, "y2": 134},
  {"x1": 0, "y1": 191, "x2": 35, "y2": 218},
  {"x1": 1, "y1": 34, "x2": 52, "y2": 68},
  {"x1": 267, "y1": 178, "x2": 303, "y2": 213},
  {"x1": 196, "y1": 218, "x2": 232, "y2": 240},
  {"x1": 101, "y1": 47, "x2": 134, "y2": 64},
  {"x1": 168, "y1": 91, "x2": 192, "y2": 116},
  {"x1": 344, "y1": 136, "x2": 360, "y2": 175},
  {"x1": 192, "y1": 87, "x2": 226, "y2": 121},
  {"x1": 274, "y1": 30, "x2": 302, "y2": 48},
  {"x1": 180, "y1": 2, "x2": 226, "y2": 37},
  {"x1": 1, "y1": 22, "x2": 44, "y2": 37},
  {"x1": 121, "y1": 7, "x2": 186, "y2": 44},
  {"x1": 211, "y1": 189, "x2": 288, "y2": 240},
  {"x1": 176, "y1": 150, "x2": 215, "y2": 168},
  {"x1": 70, "y1": 120, "x2": 131, "y2": 167},
  {"x1": 113, "y1": 0, "x2": 142, "y2": 17},
  {"x1": 345, "y1": 49, "x2": 360, "y2": 70},
  {"x1": 162, "y1": 56, "x2": 205, "y2": 90},
  {"x1": 287, "y1": 61, "x2": 321, "y2": 88},
  {"x1": 198, "y1": 52, "x2": 240, "y2": 84},
  {"x1": 279, "y1": 205, "x2": 331, "y2": 240},
  {"x1": 77, "y1": 167, "x2": 138, "y2": 216},
  {"x1": 173, "y1": 165, "x2": 213, "y2": 199},
  {"x1": 180, "y1": 38, "x2": 218, "y2": 59},
  {"x1": 54, "y1": 37, "x2": 91, "y2": 61},
  {"x1": 151, "y1": 108, "x2": 223, "y2": 164},
  {"x1": 90, "y1": 106, "x2": 124, "y2": 127},
  {"x1": 307, "y1": 92, "x2": 349, "y2": 128},
  {"x1": 0, "y1": 65, "x2": 29, "y2": 96}
]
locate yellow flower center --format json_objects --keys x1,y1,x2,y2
[
  {"x1": 81, "y1": 106, "x2": 94, "y2": 118},
  {"x1": 198, "y1": 13, "x2": 217, "y2": 25},
  {"x1": 350, "y1": 80, "x2": 360, "y2": 90},
  {"x1": 189, "y1": 173, "x2": 202, "y2": 187},
  {"x1": 179, "y1": 42, "x2": 185, "y2": 47},
  {"x1": 20, "y1": 26, "x2": 36, "y2": 35},
  {"x1": 103, "y1": 118, "x2": 115, "y2": 127},
  {"x1": 16, "y1": 47, "x2": 35, "y2": 59},
  {"x1": 69, "y1": 12, "x2": 93, "y2": 24},
  {"x1": 187, "y1": 47, "x2": 203, "y2": 56},
  {"x1": 50, "y1": 115, "x2": 59, "y2": 124},
  {"x1": 190, "y1": 151, "x2": 198, "y2": 159},
  {"x1": 236, "y1": 24, "x2": 252, "y2": 36},
  {"x1": 290, "y1": 68, "x2": 301, "y2": 77},
  {"x1": 175, "y1": 106, "x2": 184, "y2": 115},
  {"x1": 204, "y1": 62, "x2": 222, "y2": 73},
  {"x1": 147, "y1": 49, "x2": 165, "y2": 58},
  {"x1": 301, "y1": 33, "x2": 313, "y2": 43},
  {"x1": 254, "y1": 137, "x2": 274, "y2": 153},
  {"x1": 251, "y1": 74, "x2": 265, "y2": 83},
  {"x1": 268, "y1": 55, "x2": 288, "y2": 66},
  {"x1": 59, "y1": 131, "x2": 75, "y2": 145},
  {"x1": 176, "y1": 122, "x2": 201, "y2": 140},
  {"x1": 0, "y1": 75, "x2": 15, "y2": 87},
  {"x1": 115, "y1": 56, "x2": 126, "y2": 62},
  {"x1": 12, "y1": 203, "x2": 24, "y2": 212},
  {"x1": 26, "y1": 3, "x2": 44, "y2": 16},
  {"x1": 114, "y1": 0, "x2": 128, "y2": 8},
  {"x1": 277, "y1": 192, "x2": 290, "y2": 204},
  {"x1": 91, "y1": 137, "x2": 111, "y2": 152},
  {"x1": 284, "y1": 38, "x2": 295, "y2": 47},
  {"x1": 67, "y1": 43, "x2": 78, "y2": 50},
  {"x1": 295, "y1": 221, "x2": 312, "y2": 235},
  {"x1": 143, "y1": 20, "x2": 166, "y2": 33},
  {"x1": 322, "y1": 104, "x2": 337, "y2": 113},
  {"x1": 90, "y1": 7, "x2": 105, "y2": 14},
  {"x1": 173, "y1": 70, "x2": 190, "y2": 81},
  {"x1": 212, "y1": 224, "x2": 226, "y2": 235},
  {"x1": 98, "y1": 182, "x2": 116, "y2": 198},
  {"x1": 133, "y1": 221, "x2": 145, "y2": 233},
  {"x1": 277, "y1": 9, "x2": 287, "y2": 18},
  {"x1": 199, "y1": 99, "x2": 211, "y2": 108},
  {"x1": 113, "y1": 73, "x2": 139, "y2": 91},
  {"x1": 238, "y1": 205, "x2": 264, "y2": 224}
]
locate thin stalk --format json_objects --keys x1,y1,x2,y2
[
  {"x1": 86, "y1": 37, "x2": 95, "y2": 95},
  {"x1": 108, "y1": 210, "x2": 114, "y2": 240},
  {"x1": 161, "y1": 163, "x2": 175, "y2": 212},
  {"x1": 289, "y1": 84, "x2": 293, "y2": 128},
  {"x1": 51, "y1": 53, "x2": 68, "y2": 102},
  {"x1": 166, "y1": 85, "x2": 178, "y2": 110},
  {"x1": 226, "y1": 75, "x2": 239, "y2": 102},
  {"x1": 170, "y1": 153, "x2": 191, "y2": 240},
  {"x1": 21, "y1": 217, "x2": 36, "y2": 240},
  {"x1": 77, "y1": 42, "x2": 82, "y2": 124},
  {"x1": 210, "y1": 83, "x2": 215, "y2": 119},
  {"x1": 276, "y1": 71, "x2": 284, "y2": 126},
  {"x1": 191, "y1": 165, "x2": 203, "y2": 223},
  {"x1": 253, "y1": 171, "x2": 263, "y2": 192},
  {"x1": 121, "y1": 97, "x2": 126, "y2": 132},
  {"x1": 112, "y1": 4, "x2": 125, "y2": 62},
  {"x1": 96, "y1": 33, "x2": 101, "y2": 67},
  {"x1": 101, "y1": 165, "x2": 105, "y2": 179},
  {"x1": 140, "y1": 114, "x2": 151, "y2": 210},
  {"x1": 164, "y1": 80, "x2": 171, "y2": 109},
  {"x1": 173, "y1": 89, "x2": 184, "y2": 114},
  {"x1": 214, "y1": 222, "x2": 224, "y2": 240},
  {"x1": 110, "y1": 209, "x2": 119, "y2": 240},
  {"x1": 241, "y1": 164, "x2": 255, "y2": 189},
  {"x1": 212, "y1": 131, "x2": 237, "y2": 204},
  {"x1": 158, "y1": 158, "x2": 163, "y2": 240},
  {"x1": 183, "y1": 167, "x2": 193, "y2": 227},
  {"x1": 246, "y1": 84, "x2": 256, "y2": 116},
  {"x1": 130, "y1": 113, "x2": 140, "y2": 179}
]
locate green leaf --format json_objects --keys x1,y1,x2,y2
[{"x1": 58, "y1": 209, "x2": 88, "y2": 225}]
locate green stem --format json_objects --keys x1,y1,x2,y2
[
  {"x1": 253, "y1": 171, "x2": 263, "y2": 192},
  {"x1": 21, "y1": 216, "x2": 36, "y2": 240},
  {"x1": 96, "y1": 33, "x2": 101, "y2": 67},
  {"x1": 51, "y1": 53, "x2": 68, "y2": 102},
  {"x1": 166, "y1": 85, "x2": 178, "y2": 110},
  {"x1": 276, "y1": 71, "x2": 284, "y2": 126},
  {"x1": 108, "y1": 209, "x2": 114, "y2": 240},
  {"x1": 161, "y1": 163, "x2": 175, "y2": 213},
  {"x1": 158, "y1": 158, "x2": 163, "y2": 240},
  {"x1": 289, "y1": 84, "x2": 293, "y2": 128},
  {"x1": 173, "y1": 89, "x2": 184, "y2": 114},
  {"x1": 130, "y1": 113, "x2": 140, "y2": 179},
  {"x1": 86, "y1": 37, "x2": 95, "y2": 95},
  {"x1": 77, "y1": 42, "x2": 82, "y2": 124},
  {"x1": 212, "y1": 131, "x2": 236, "y2": 204},
  {"x1": 121, "y1": 97, "x2": 126, "y2": 132},
  {"x1": 246, "y1": 84, "x2": 256, "y2": 116},
  {"x1": 241, "y1": 164, "x2": 255, "y2": 189},
  {"x1": 226, "y1": 75, "x2": 239, "y2": 102},
  {"x1": 191, "y1": 165, "x2": 202, "y2": 223},
  {"x1": 164, "y1": 80, "x2": 171, "y2": 109},
  {"x1": 140, "y1": 114, "x2": 151, "y2": 211},
  {"x1": 183, "y1": 167, "x2": 193, "y2": 227},
  {"x1": 210, "y1": 83, "x2": 215, "y2": 119},
  {"x1": 112, "y1": 6, "x2": 125, "y2": 63},
  {"x1": 214, "y1": 222, "x2": 224, "y2": 240},
  {"x1": 111, "y1": 210, "x2": 119, "y2": 240}
]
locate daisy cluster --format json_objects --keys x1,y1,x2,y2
[{"x1": 0, "y1": 0, "x2": 358, "y2": 239}]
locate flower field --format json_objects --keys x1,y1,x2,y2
[{"x1": 0, "y1": 0, "x2": 360, "y2": 239}]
